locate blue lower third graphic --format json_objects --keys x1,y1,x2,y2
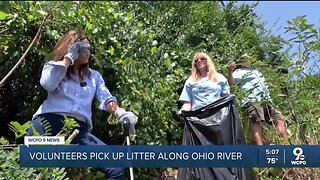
[{"x1": 19, "y1": 145, "x2": 320, "y2": 168}]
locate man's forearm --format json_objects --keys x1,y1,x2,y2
[{"x1": 227, "y1": 72, "x2": 236, "y2": 86}]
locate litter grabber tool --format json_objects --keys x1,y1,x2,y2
[{"x1": 122, "y1": 118, "x2": 134, "y2": 180}]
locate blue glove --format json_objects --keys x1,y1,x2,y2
[
  {"x1": 115, "y1": 108, "x2": 137, "y2": 135},
  {"x1": 64, "y1": 42, "x2": 90, "y2": 64}
]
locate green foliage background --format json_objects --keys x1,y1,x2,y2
[{"x1": 0, "y1": 1, "x2": 319, "y2": 179}]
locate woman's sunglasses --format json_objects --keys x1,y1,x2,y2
[{"x1": 194, "y1": 57, "x2": 207, "y2": 63}]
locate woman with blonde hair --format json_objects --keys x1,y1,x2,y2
[
  {"x1": 179, "y1": 52, "x2": 230, "y2": 111},
  {"x1": 26, "y1": 30, "x2": 136, "y2": 179},
  {"x1": 177, "y1": 53, "x2": 256, "y2": 180}
]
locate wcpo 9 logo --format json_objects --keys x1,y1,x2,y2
[{"x1": 291, "y1": 147, "x2": 306, "y2": 165}]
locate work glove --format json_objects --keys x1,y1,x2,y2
[
  {"x1": 115, "y1": 108, "x2": 137, "y2": 135},
  {"x1": 177, "y1": 109, "x2": 187, "y2": 116},
  {"x1": 79, "y1": 46, "x2": 91, "y2": 59},
  {"x1": 177, "y1": 109, "x2": 188, "y2": 121},
  {"x1": 64, "y1": 42, "x2": 90, "y2": 65}
]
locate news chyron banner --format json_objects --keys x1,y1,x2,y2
[{"x1": 20, "y1": 144, "x2": 320, "y2": 168}]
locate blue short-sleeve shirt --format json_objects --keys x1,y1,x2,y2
[
  {"x1": 232, "y1": 68, "x2": 272, "y2": 106},
  {"x1": 179, "y1": 73, "x2": 230, "y2": 110}
]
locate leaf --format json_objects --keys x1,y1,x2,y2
[
  {"x1": 27, "y1": 14, "x2": 33, "y2": 21},
  {"x1": 31, "y1": 126, "x2": 40, "y2": 136},
  {"x1": 0, "y1": 137, "x2": 9, "y2": 145},
  {"x1": 86, "y1": 21, "x2": 93, "y2": 30},
  {"x1": 37, "y1": 10, "x2": 46, "y2": 16},
  {"x1": 9, "y1": 121, "x2": 31, "y2": 138},
  {"x1": 312, "y1": 41, "x2": 320, "y2": 50},
  {"x1": 0, "y1": 10, "x2": 8, "y2": 20},
  {"x1": 150, "y1": 46, "x2": 157, "y2": 55},
  {"x1": 107, "y1": 46, "x2": 115, "y2": 55},
  {"x1": 152, "y1": 40, "x2": 158, "y2": 46}
]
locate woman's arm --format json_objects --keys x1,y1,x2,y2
[
  {"x1": 94, "y1": 71, "x2": 118, "y2": 112},
  {"x1": 181, "y1": 102, "x2": 192, "y2": 111},
  {"x1": 41, "y1": 41, "x2": 85, "y2": 91},
  {"x1": 179, "y1": 78, "x2": 192, "y2": 111},
  {"x1": 40, "y1": 57, "x2": 71, "y2": 92}
]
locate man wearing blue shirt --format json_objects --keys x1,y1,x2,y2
[{"x1": 227, "y1": 54, "x2": 288, "y2": 145}]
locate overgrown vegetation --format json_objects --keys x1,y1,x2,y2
[{"x1": 0, "y1": 1, "x2": 319, "y2": 179}]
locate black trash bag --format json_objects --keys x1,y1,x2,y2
[{"x1": 177, "y1": 95, "x2": 257, "y2": 180}]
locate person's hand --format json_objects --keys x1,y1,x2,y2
[
  {"x1": 115, "y1": 108, "x2": 137, "y2": 135},
  {"x1": 177, "y1": 109, "x2": 185, "y2": 115},
  {"x1": 227, "y1": 59, "x2": 236, "y2": 72},
  {"x1": 64, "y1": 42, "x2": 90, "y2": 65},
  {"x1": 177, "y1": 109, "x2": 187, "y2": 119},
  {"x1": 79, "y1": 47, "x2": 91, "y2": 59}
]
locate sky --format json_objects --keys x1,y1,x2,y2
[
  {"x1": 240, "y1": 1, "x2": 320, "y2": 37},
  {"x1": 237, "y1": 1, "x2": 320, "y2": 75}
]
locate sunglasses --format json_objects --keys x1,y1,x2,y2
[{"x1": 194, "y1": 57, "x2": 207, "y2": 63}]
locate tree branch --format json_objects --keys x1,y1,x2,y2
[
  {"x1": 0, "y1": 28, "x2": 9, "y2": 34},
  {"x1": 0, "y1": 2, "x2": 66, "y2": 87}
]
